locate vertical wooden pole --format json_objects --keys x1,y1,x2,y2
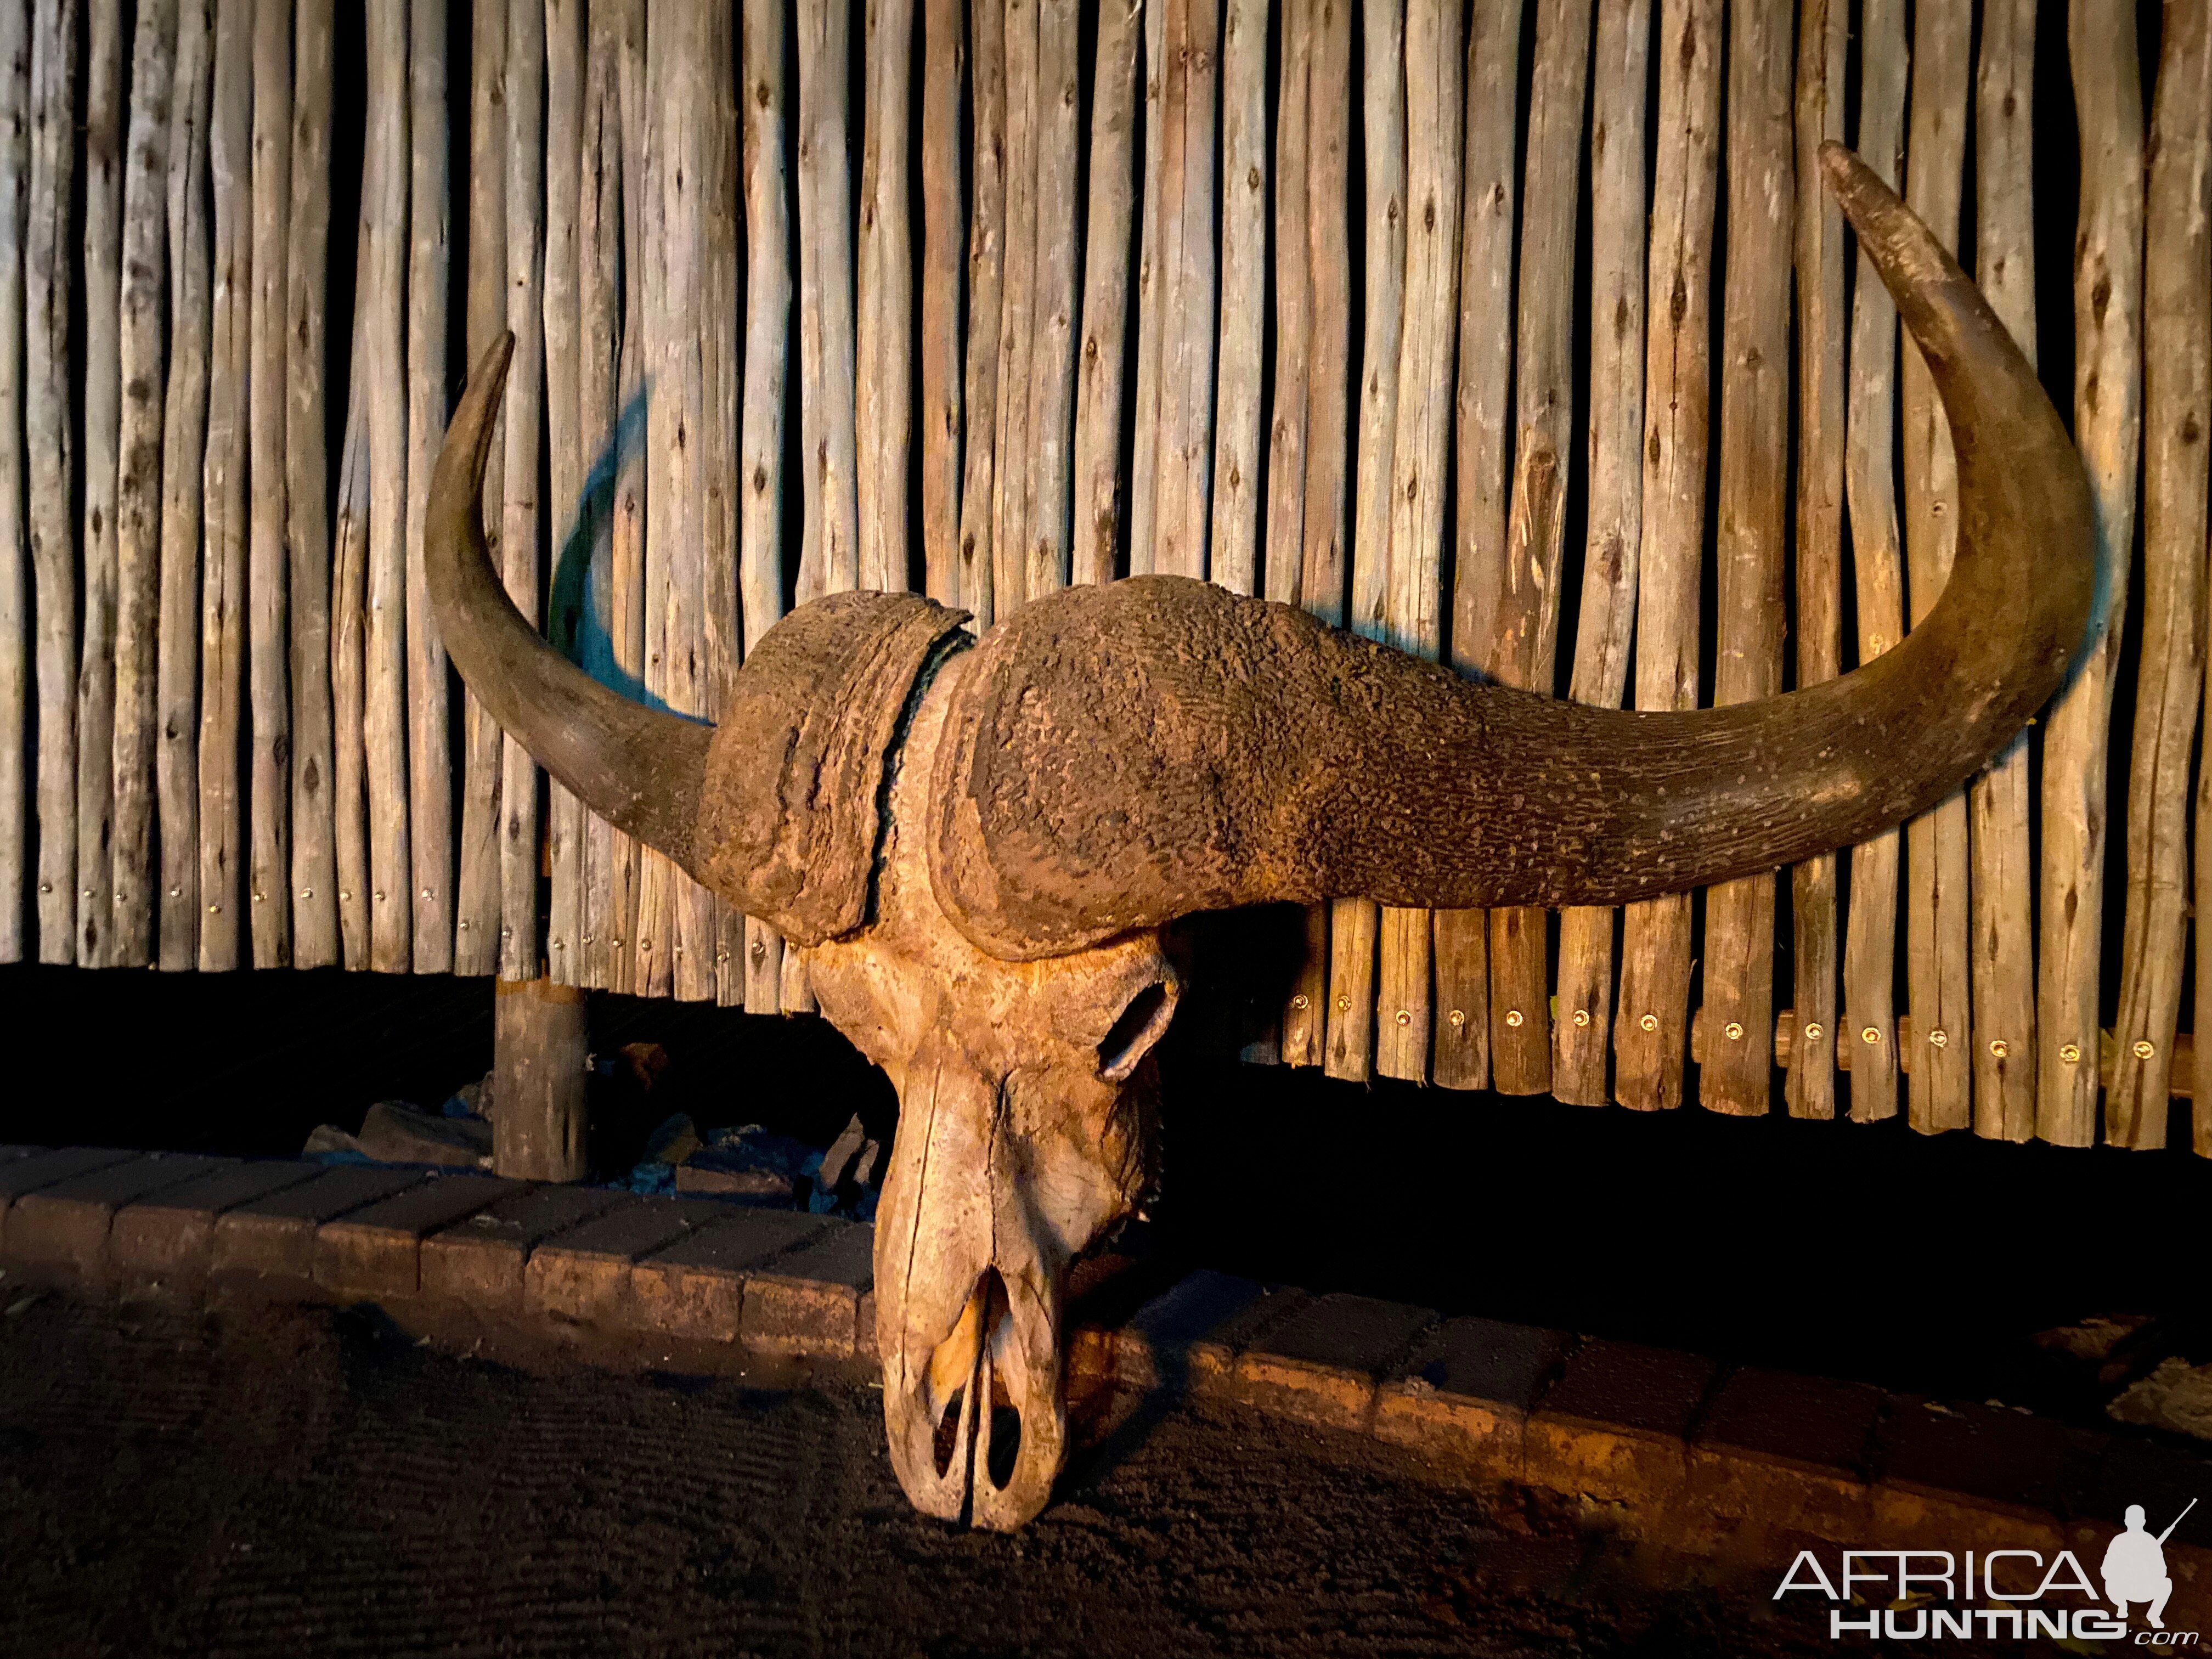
[
  {"x1": 404, "y1": 0, "x2": 452, "y2": 973},
  {"x1": 1432, "y1": 0, "x2": 1523, "y2": 1093},
  {"x1": 1209, "y1": 0, "x2": 1266, "y2": 597},
  {"x1": 1968, "y1": 0, "x2": 2039, "y2": 1141},
  {"x1": 858, "y1": 0, "x2": 915, "y2": 594},
  {"x1": 1840, "y1": 0, "x2": 1906, "y2": 1120},
  {"x1": 27, "y1": 0, "x2": 77, "y2": 963},
  {"x1": 198, "y1": 0, "x2": 246, "y2": 972},
  {"x1": 2040, "y1": 0, "x2": 2141, "y2": 1146},
  {"x1": 919, "y1": 0, "x2": 964, "y2": 603},
  {"x1": 795, "y1": 0, "x2": 860, "y2": 606},
  {"x1": 1327, "y1": 0, "x2": 1405, "y2": 1087},
  {"x1": 1152, "y1": 0, "x2": 1219, "y2": 583},
  {"x1": 1612, "y1": 0, "x2": 1717, "y2": 1112},
  {"x1": 0, "y1": 4, "x2": 25, "y2": 966},
  {"x1": 1487, "y1": 0, "x2": 1590, "y2": 1097},
  {"x1": 702, "y1": 3, "x2": 746, "y2": 1008},
  {"x1": 633, "y1": 1, "x2": 674, "y2": 1001},
  {"x1": 492, "y1": 977, "x2": 589, "y2": 1180},
  {"x1": 606, "y1": 0, "x2": 646, "y2": 995},
  {"x1": 246, "y1": 0, "x2": 291, "y2": 969},
  {"x1": 109, "y1": 0, "x2": 179, "y2": 969},
  {"x1": 1899, "y1": 0, "x2": 1972, "y2": 1133},
  {"x1": 2110, "y1": 0, "x2": 2210, "y2": 1150},
  {"x1": 576, "y1": 0, "x2": 617, "y2": 993},
  {"x1": 330, "y1": 366, "x2": 370, "y2": 967},
  {"x1": 1073, "y1": 0, "x2": 1139, "y2": 590},
  {"x1": 288, "y1": 0, "x2": 338, "y2": 969},
  {"x1": 741, "y1": 0, "x2": 791, "y2": 1011},
  {"x1": 1025, "y1": 0, "x2": 1080, "y2": 602},
  {"x1": 1697, "y1": 0, "x2": 1791, "y2": 1118},
  {"x1": 956, "y1": 0, "x2": 1004, "y2": 619},
  {"x1": 1784, "y1": 0, "x2": 1844, "y2": 1121},
  {"x1": 76, "y1": 0, "x2": 123, "y2": 966},
  {"x1": 1550, "y1": 0, "x2": 1647, "y2": 1107},
  {"x1": 991, "y1": 0, "x2": 1037, "y2": 613},
  {"x1": 157, "y1": 0, "x2": 212, "y2": 970},
  {"x1": 454, "y1": 0, "x2": 508, "y2": 978},
  {"x1": 364, "y1": 0, "x2": 411, "y2": 974},
  {"x1": 1127, "y1": 0, "x2": 1165, "y2": 579},
  {"x1": 498, "y1": 0, "x2": 544, "y2": 985},
  {"x1": 1376, "y1": 0, "x2": 1462, "y2": 1086},
  {"x1": 543, "y1": 0, "x2": 583, "y2": 986}
]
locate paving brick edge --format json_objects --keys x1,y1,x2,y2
[{"x1": 7, "y1": 1144, "x2": 2212, "y2": 1617}]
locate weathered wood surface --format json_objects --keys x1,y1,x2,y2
[
  {"x1": 329, "y1": 357, "x2": 370, "y2": 969},
  {"x1": 544, "y1": 0, "x2": 583, "y2": 987},
  {"x1": 0, "y1": 3, "x2": 27, "y2": 966},
  {"x1": 1612, "y1": 0, "x2": 1717, "y2": 1113},
  {"x1": 404, "y1": 0, "x2": 450, "y2": 974},
  {"x1": 1785, "y1": 0, "x2": 1845, "y2": 1122},
  {"x1": 741, "y1": 0, "x2": 791, "y2": 1011},
  {"x1": 1899, "y1": 0, "x2": 1973, "y2": 1133},
  {"x1": 991, "y1": 0, "x2": 1037, "y2": 613},
  {"x1": 498, "y1": 0, "x2": 545, "y2": 985},
  {"x1": 77, "y1": 0, "x2": 123, "y2": 967},
  {"x1": 157, "y1": 0, "x2": 212, "y2": 970},
  {"x1": 364, "y1": 1, "x2": 410, "y2": 974},
  {"x1": 606, "y1": 0, "x2": 647, "y2": 995},
  {"x1": 2110, "y1": 0, "x2": 2210, "y2": 1150},
  {"x1": 1839, "y1": 0, "x2": 1907, "y2": 1121},
  {"x1": 289, "y1": 0, "x2": 338, "y2": 970},
  {"x1": 1073, "y1": 0, "x2": 1139, "y2": 591},
  {"x1": 919, "y1": 0, "x2": 963, "y2": 603},
  {"x1": 1968, "y1": 0, "x2": 2038, "y2": 1141},
  {"x1": 1697, "y1": 0, "x2": 1791, "y2": 1118},
  {"x1": 954, "y1": 0, "x2": 1003, "y2": 618},
  {"x1": 857, "y1": 0, "x2": 914, "y2": 595},
  {"x1": 1209, "y1": 0, "x2": 1266, "y2": 598},
  {"x1": 1431, "y1": 0, "x2": 1522, "y2": 1093},
  {"x1": 244, "y1": 0, "x2": 289, "y2": 968},
  {"x1": 796, "y1": 0, "x2": 860, "y2": 606},
  {"x1": 454, "y1": 0, "x2": 509, "y2": 980},
  {"x1": 1126, "y1": 0, "x2": 1164, "y2": 578},
  {"x1": 2041, "y1": 0, "x2": 2142, "y2": 1146},
  {"x1": 110, "y1": 0, "x2": 179, "y2": 969},
  {"x1": 1551, "y1": 0, "x2": 1646, "y2": 1106},
  {"x1": 199, "y1": 0, "x2": 247, "y2": 972},
  {"x1": 1024, "y1": 0, "x2": 1080, "y2": 602}
]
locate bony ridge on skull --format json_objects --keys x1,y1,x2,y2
[{"x1": 422, "y1": 143, "x2": 2100, "y2": 1529}]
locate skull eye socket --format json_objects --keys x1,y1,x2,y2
[{"x1": 1097, "y1": 978, "x2": 1176, "y2": 1081}]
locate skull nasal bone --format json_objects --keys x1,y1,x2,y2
[{"x1": 1098, "y1": 980, "x2": 1176, "y2": 1080}]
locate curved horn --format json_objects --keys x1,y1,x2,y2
[
  {"x1": 926, "y1": 144, "x2": 2101, "y2": 959},
  {"x1": 425, "y1": 332, "x2": 714, "y2": 877}
]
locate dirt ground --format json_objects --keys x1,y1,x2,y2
[{"x1": 2, "y1": 1293, "x2": 2039, "y2": 1659}]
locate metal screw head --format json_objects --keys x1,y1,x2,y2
[
  {"x1": 206, "y1": 903, "x2": 220, "y2": 914},
  {"x1": 373, "y1": 890, "x2": 385, "y2": 902},
  {"x1": 1290, "y1": 993, "x2": 1310, "y2": 1011},
  {"x1": 421, "y1": 887, "x2": 433, "y2": 900},
  {"x1": 2134, "y1": 1038, "x2": 2157, "y2": 1060},
  {"x1": 251, "y1": 891, "x2": 264, "y2": 902},
  {"x1": 1335, "y1": 994, "x2": 1351, "y2": 1012},
  {"x1": 1988, "y1": 1038, "x2": 2010, "y2": 1059},
  {"x1": 342, "y1": 890, "x2": 355, "y2": 902},
  {"x1": 1724, "y1": 1020, "x2": 1745, "y2": 1042},
  {"x1": 1928, "y1": 1028, "x2": 1949, "y2": 1048},
  {"x1": 457, "y1": 918, "x2": 469, "y2": 930},
  {"x1": 612, "y1": 936, "x2": 624, "y2": 947},
  {"x1": 37, "y1": 882, "x2": 50, "y2": 894},
  {"x1": 1805, "y1": 1023, "x2": 1824, "y2": 1042},
  {"x1": 552, "y1": 939, "x2": 565, "y2": 951},
  {"x1": 2059, "y1": 1042, "x2": 2081, "y2": 1064},
  {"x1": 169, "y1": 885, "x2": 182, "y2": 898},
  {"x1": 1861, "y1": 1026, "x2": 1882, "y2": 1045},
  {"x1": 639, "y1": 939, "x2": 651, "y2": 951},
  {"x1": 1447, "y1": 1008, "x2": 1466, "y2": 1027},
  {"x1": 1394, "y1": 1009, "x2": 1412, "y2": 1027},
  {"x1": 750, "y1": 939, "x2": 767, "y2": 961},
  {"x1": 82, "y1": 887, "x2": 94, "y2": 899},
  {"x1": 716, "y1": 950, "x2": 729, "y2": 962},
  {"x1": 1504, "y1": 1009, "x2": 1525, "y2": 1029},
  {"x1": 583, "y1": 934, "x2": 594, "y2": 944},
  {"x1": 299, "y1": 888, "x2": 314, "y2": 900},
  {"x1": 1571, "y1": 1009, "x2": 1590, "y2": 1029},
  {"x1": 1639, "y1": 1013, "x2": 1658, "y2": 1033}
]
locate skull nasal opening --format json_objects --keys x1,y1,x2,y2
[{"x1": 1097, "y1": 979, "x2": 1177, "y2": 1080}]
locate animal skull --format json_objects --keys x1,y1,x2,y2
[{"x1": 425, "y1": 148, "x2": 2100, "y2": 1528}]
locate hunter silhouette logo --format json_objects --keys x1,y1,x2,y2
[{"x1": 2106, "y1": 1500, "x2": 2197, "y2": 1630}]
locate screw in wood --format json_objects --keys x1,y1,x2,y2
[
  {"x1": 1290, "y1": 994, "x2": 1310, "y2": 1010},
  {"x1": 1571, "y1": 1009, "x2": 1590, "y2": 1028},
  {"x1": 1504, "y1": 1009, "x2": 1524, "y2": 1028},
  {"x1": 2059, "y1": 1042, "x2": 2081, "y2": 1063},
  {"x1": 1447, "y1": 1008, "x2": 1466, "y2": 1026},
  {"x1": 1335, "y1": 994, "x2": 1351, "y2": 1012},
  {"x1": 1988, "y1": 1039, "x2": 2009, "y2": 1058},
  {"x1": 1805, "y1": 1023, "x2": 1824, "y2": 1041},
  {"x1": 1639, "y1": 1013, "x2": 1658, "y2": 1032},
  {"x1": 2134, "y1": 1039, "x2": 2156, "y2": 1059},
  {"x1": 1861, "y1": 1026, "x2": 1881, "y2": 1045},
  {"x1": 1724, "y1": 1021, "x2": 1745, "y2": 1041},
  {"x1": 1394, "y1": 1009, "x2": 1412, "y2": 1026},
  {"x1": 1928, "y1": 1029, "x2": 1948, "y2": 1048}
]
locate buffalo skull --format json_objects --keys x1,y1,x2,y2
[{"x1": 425, "y1": 148, "x2": 2097, "y2": 1529}]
